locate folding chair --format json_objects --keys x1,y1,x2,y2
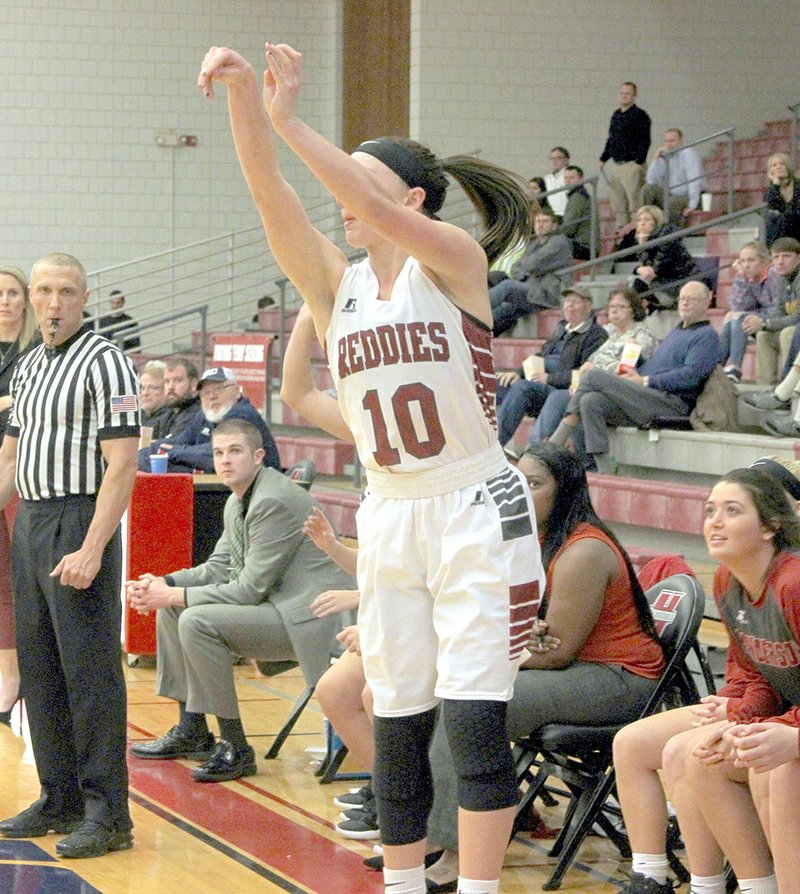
[{"x1": 511, "y1": 573, "x2": 706, "y2": 890}]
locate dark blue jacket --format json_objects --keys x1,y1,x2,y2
[{"x1": 138, "y1": 395, "x2": 281, "y2": 472}]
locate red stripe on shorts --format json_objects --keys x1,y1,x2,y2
[{"x1": 509, "y1": 579, "x2": 541, "y2": 659}]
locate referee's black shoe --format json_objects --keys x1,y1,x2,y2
[
  {"x1": 130, "y1": 725, "x2": 215, "y2": 760},
  {"x1": 191, "y1": 740, "x2": 257, "y2": 782},
  {"x1": 56, "y1": 820, "x2": 133, "y2": 858},
  {"x1": 0, "y1": 803, "x2": 83, "y2": 838}
]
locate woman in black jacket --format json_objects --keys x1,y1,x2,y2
[
  {"x1": 764, "y1": 152, "x2": 800, "y2": 247},
  {"x1": 630, "y1": 204, "x2": 701, "y2": 309}
]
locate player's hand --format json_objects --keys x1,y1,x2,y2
[
  {"x1": 528, "y1": 618, "x2": 561, "y2": 654},
  {"x1": 692, "y1": 721, "x2": 735, "y2": 765},
  {"x1": 303, "y1": 507, "x2": 336, "y2": 552},
  {"x1": 263, "y1": 42, "x2": 303, "y2": 126},
  {"x1": 336, "y1": 624, "x2": 361, "y2": 655},
  {"x1": 690, "y1": 694, "x2": 729, "y2": 725},
  {"x1": 311, "y1": 589, "x2": 360, "y2": 618},
  {"x1": 198, "y1": 46, "x2": 254, "y2": 99},
  {"x1": 729, "y1": 722, "x2": 800, "y2": 772},
  {"x1": 50, "y1": 547, "x2": 102, "y2": 590}
]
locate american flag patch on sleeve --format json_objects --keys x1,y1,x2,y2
[{"x1": 111, "y1": 394, "x2": 139, "y2": 414}]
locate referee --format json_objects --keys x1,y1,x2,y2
[{"x1": 0, "y1": 253, "x2": 139, "y2": 858}]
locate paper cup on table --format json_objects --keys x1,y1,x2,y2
[
  {"x1": 700, "y1": 192, "x2": 712, "y2": 212},
  {"x1": 149, "y1": 453, "x2": 168, "y2": 474}
]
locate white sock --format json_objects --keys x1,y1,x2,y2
[
  {"x1": 737, "y1": 874, "x2": 778, "y2": 894},
  {"x1": 458, "y1": 879, "x2": 499, "y2": 894},
  {"x1": 775, "y1": 366, "x2": 800, "y2": 401},
  {"x1": 632, "y1": 853, "x2": 669, "y2": 885},
  {"x1": 689, "y1": 872, "x2": 727, "y2": 894},
  {"x1": 383, "y1": 865, "x2": 426, "y2": 894}
]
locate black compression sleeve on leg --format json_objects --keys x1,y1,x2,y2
[
  {"x1": 443, "y1": 699, "x2": 518, "y2": 812},
  {"x1": 372, "y1": 708, "x2": 437, "y2": 846}
]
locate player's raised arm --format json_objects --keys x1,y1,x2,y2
[{"x1": 198, "y1": 46, "x2": 346, "y2": 327}]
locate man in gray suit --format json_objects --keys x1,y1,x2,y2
[{"x1": 126, "y1": 418, "x2": 354, "y2": 782}]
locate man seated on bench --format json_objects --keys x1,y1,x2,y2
[
  {"x1": 126, "y1": 419, "x2": 355, "y2": 782},
  {"x1": 550, "y1": 281, "x2": 719, "y2": 472}
]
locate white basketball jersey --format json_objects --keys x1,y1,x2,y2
[{"x1": 326, "y1": 257, "x2": 498, "y2": 475}]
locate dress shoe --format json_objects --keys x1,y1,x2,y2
[
  {"x1": 56, "y1": 819, "x2": 133, "y2": 858},
  {"x1": 130, "y1": 725, "x2": 215, "y2": 760},
  {"x1": 0, "y1": 803, "x2": 83, "y2": 838},
  {"x1": 743, "y1": 390, "x2": 790, "y2": 411},
  {"x1": 191, "y1": 739, "x2": 257, "y2": 782},
  {"x1": 762, "y1": 415, "x2": 800, "y2": 438}
]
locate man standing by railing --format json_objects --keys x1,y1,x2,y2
[
  {"x1": 599, "y1": 82, "x2": 651, "y2": 229},
  {"x1": 643, "y1": 128, "x2": 706, "y2": 225}
]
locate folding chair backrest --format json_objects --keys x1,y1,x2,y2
[{"x1": 640, "y1": 572, "x2": 706, "y2": 715}]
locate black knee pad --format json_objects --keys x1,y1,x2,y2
[
  {"x1": 372, "y1": 708, "x2": 437, "y2": 846},
  {"x1": 443, "y1": 699, "x2": 518, "y2": 812}
]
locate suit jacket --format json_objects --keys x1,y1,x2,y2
[{"x1": 169, "y1": 466, "x2": 356, "y2": 686}]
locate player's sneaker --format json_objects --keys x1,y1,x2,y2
[{"x1": 333, "y1": 782, "x2": 372, "y2": 810}]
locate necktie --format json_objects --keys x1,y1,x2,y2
[{"x1": 229, "y1": 506, "x2": 245, "y2": 582}]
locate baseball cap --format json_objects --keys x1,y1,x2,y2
[
  {"x1": 561, "y1": 285, "x2": 593, "y2": 302},
  {"x1": 198, "y1": 367, "x2": 237, "y2": 390}
]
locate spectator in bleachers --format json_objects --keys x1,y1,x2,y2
[
  {"x1": 99, "y1": 289, "x2": 140, "y2": 352},
  {"x1": 560, "y1": 165, "x2": 600, "y2": 260},
  {"x1": 525, "y1": 288, "x2": 659, "y2": 450},
  {"x1": 489, "y1": 207, "x2": 573, "y2": 336},
  {"x1": 544, "y1": 147, "x2": 570, "y2": 217},
  {"x1": 629, "y1": 204, "x2": 701, "y2": 310},
  {"x1": 642, "y1": 128, "x2": 706, "y2": 225},
  {"x1": 488, "y1": 199, "x2": 537, "y2": 285},
  {"x1": 764, "y1": 152, "x2": 800, "y2": 247},
  {"x1": 599, "y1": 82, "x2": 651, "y2": 229},
  {"x1": 718, "y1": 241, "x2": 778, "y2": 382},
  {"x1": 139, "y1": 360, "x2": 169, "y2": 428},
  {"x1": 423, "y1": 444, "x2": 665, "y2": 891},
  {"x1": 550, "y1": 281, "x2": 719, "y2": 473},
  {"x1": 528, "y1": 176, "x2": 550, "y2": 213},
  {"x1": 495, "y1": 286, "x2": 607, "y2": 447},
  {"x1": 137, "y1": 366, "x2": 280, "y2": 472},
  {"x1": 150, "y1": 357, "x2": 202, "y2": 441},
  {"x1": 737, "y1": 237, "x2": 800, "y2": 385},
  {"x1": 127, "y1": 418, "x2": 355, "y2": 783}
]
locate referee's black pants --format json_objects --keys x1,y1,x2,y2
[{"x1": 12, "y1": 496, "x2": 131, "y2": 832}]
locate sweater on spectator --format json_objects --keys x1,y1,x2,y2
[
  {"x1": 600, "y1": 104, "x2": 651, "y2": 166},
  {"x1": 729, "y1": 266, "x2": 781, "y2": 315},
  {"x1": 639, "y1": 319, "x2": 719, "y2": 405}
]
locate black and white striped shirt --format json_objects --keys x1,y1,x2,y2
[{"x1": 8, "y1": 325, "x2": 140, "y2": 500}]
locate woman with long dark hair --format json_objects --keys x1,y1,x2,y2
[
  {"x1": 661, "y1": 468, "x2": 800, "y2": 894},
  {"x1": 423, "y1": 444, "x2": 664, "y2": 889},
  {"x1": 614, "y1": 464, "x2": 800, "y2": 894},
  {"x1": 199, "y1": 43, "x2": 544, "y2": 894}
]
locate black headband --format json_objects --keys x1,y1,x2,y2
[
  {"x1": 749, "y1": 458, "x2": 800, "y2": 501},
  {"x1": 353, "y1": 139, "x2": 445, "y2": 212}
]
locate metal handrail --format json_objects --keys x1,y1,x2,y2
[{"x1": 555, "y1": 202, "x2": 765, "y2": 280}]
